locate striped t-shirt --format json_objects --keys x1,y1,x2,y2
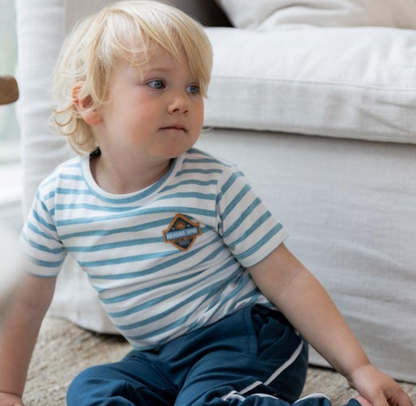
[{"x1": 21, "y1": 148, "x2": 289, "y2": 350}]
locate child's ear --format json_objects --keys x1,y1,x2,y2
[{"x1": 72, "y1": 81, "x2": 103, "y2": 126}]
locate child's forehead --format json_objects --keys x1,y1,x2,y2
[
  {"x1": 147, "y1": 47, "x2": 186, "y2": 67},
  {"x1": 125, "y1": 45, "x2": 189, "y2": 73}
]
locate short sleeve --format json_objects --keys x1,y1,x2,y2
[
  {"x1": 20, "y1": 188, "x2": 67, "y2": 278},
  {"x1": 216, "y1": 165, "x2": 289, "y2": 268}
]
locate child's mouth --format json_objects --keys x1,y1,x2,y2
[{"x1": 160, "y1": 124, "x2": 187, "y2": 132}]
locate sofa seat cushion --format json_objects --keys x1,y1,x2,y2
[{"x1": 204, "y1": 27, "x2": 416, "y2": 145}]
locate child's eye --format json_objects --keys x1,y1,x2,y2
[
  {"x1": 147, "y1": 80, "x2": 166, "y2": 90},
  {"x1": 187, "y1": 84, "x2": 200, "y2": 95}
]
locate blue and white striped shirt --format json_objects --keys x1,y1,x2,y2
[{"x1": 21, "y1": 148, "x2": 289, "y2": 350}]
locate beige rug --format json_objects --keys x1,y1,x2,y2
[{"x1": 23, "y1": 317, "x2": 416, "y2": 406}]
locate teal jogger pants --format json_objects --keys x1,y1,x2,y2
[{"x1": 67, "y1": 304, "x2": 357, "y2": 406}]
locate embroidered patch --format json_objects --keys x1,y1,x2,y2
[{"x1": 163, "y1": 214, "x2": 202, "y2": 251}]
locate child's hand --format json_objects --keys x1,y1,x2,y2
[
  {"x1": 348, "y1": 364, "x2": 414, "y2": 406},
  {"x1": 0, "y1": 392, "x2": 24, "y2": 406}
]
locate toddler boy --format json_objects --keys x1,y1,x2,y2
[{"x1": 0, "y1": 2, "x2": 413, "y2": 406}]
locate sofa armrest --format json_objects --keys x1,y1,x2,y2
[{"x1": 0, "y1": 76, "x2": 19, "y2": 105}]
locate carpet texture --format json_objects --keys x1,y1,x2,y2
[{"x1": 23, "y1": 317, "x2": 416, "y2": 406}]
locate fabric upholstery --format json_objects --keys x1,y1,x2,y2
[
  {"x1": 197, "y1": 128, "x2": 416, "y2": 383},
  {"x1": 214, "y1": 0, "x2": 416, "y2": 30},
  {"x1": 204, "y1": 27, "x2": 416, "y2": 145}
]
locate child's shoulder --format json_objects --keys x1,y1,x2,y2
[
  {"x1": 37, "y1": 156, "x2": 83, "y2": 194},
  {"x1": 185, "y1": 148, "x2": 238, "y2": 171}
]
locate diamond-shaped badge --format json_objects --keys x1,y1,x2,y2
[{"x1": 163, "y1": 214, "x2": 202, "y2": 251}]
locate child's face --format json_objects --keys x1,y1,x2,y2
[{"x1": 97, "y1": 46, "x2": 204, "y2": 162}]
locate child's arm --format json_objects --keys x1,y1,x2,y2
[
  {"x1": 0, "y1": 273, "x2": 56, "y2": 406},
  {"x1": 248, "y1": 243, "x2": 414, "y2": 406}
]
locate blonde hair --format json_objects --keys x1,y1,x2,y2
[{"x1": 52, "y1": 0, "x2": 213, "y2": 154}]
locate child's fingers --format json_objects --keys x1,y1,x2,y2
[{"x1": 355, "y1": 395, "x2": 373, "y2": 406}]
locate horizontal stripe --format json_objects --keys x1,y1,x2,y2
[
  {"x1": 59, "y1": 174, "x2": 83, "y2": 181},
  {"x1": 187, "y1": 266, "x2": 246, "y2": 330},
  {"x1": 219, "y1": 171, "x2": 244, "y2": 197},
  {"x1": 66, "y1": 162, "x2": 81, "y2": 168},
  {"x1": 60, "y1": 218, "x2": 172, "y2": 240},
  {"x1": 101, "y1": 258, "x2": 237, "y2": 304},
  {"x1": 123, "y1": 279, "x2": 234, "y2": 339},
  {"x1": 32, "y1": 209, "x2": 56, "y2": 232},
  {"x1": 88, "y1": 235, "x2": 222, "y2": 280},
  {"x1": 56, "y1": 187, "x2": 91, "y2": 196},
  {"x1": 176, "y1": 168, "x2": 222, "y2": 177},
  {"x1": 126, "y1": 311, "x2": 192, "y2": 341},
  {"x1": 223, "y1": 197, "x2": 262, "y2": 239},
  {"x1": 229, "y1": 211, "x2": 272, "y2": 248},
  {"x1": 38, "y1": 161, "x2": 81, "y2": 189},
  {"x1": 237, "y1": 223, "x2": 284, "y2": 261},
  {"x1": 67, "y1": 236, "x2": 163, "y2": 253},
  {"x1": 55, "y1": 203, "x2": 140, "y2": 212},
  {"x1": 35, "y1": 192, "x2": 50, "y2": 213},
  {"x1": 21, "y1": 231, "x2": 64, "y2": 254},
  {"x1": 187, "y1": 148, "x2": 232, "y2": 167},
  {"x1": 183, "y1": 158, "x2": 220, "y2": 164},
  {"x1": 187, "y1": 147, "x2": 211, "y2": 157},
  {"x1": 27, "y1": 254, "x2": 64, "y2": 268},
  {"x1": 40, "y1": 175, "x2": 59, "y2": 190},
  {"x1": 111, "y1": 276, "x2": 221, "y2": 319},
  {"x1": 115, "y1": 280, "x2": 224, "y2": 331},
  {"x1": 26, "y1": 220, "x2": 57, "y2": 241},
  {"x1": 221, "y1": 184, "x2": 251, "y2": 221},
  {"x1": 56, "y1": 206, "x2": 216, "y2": 227},
  {"x1": 208, "y1": 271, "x2": 253, "y2": 313},
  {"x1": 156, "y1": 192, "x2": 216, "y2": 202},
  {"x1": 235, "y1": 287, "x2": 262, "y2": 306},
  {"x1": 161, "y1": 179, "x2": 218, "y2": 193},
  {"x1": 44, "y1": 190, "x2": 56, "y2": 201},
  {"x1": 79, "y1": 249, "x2": 177, "y2": 268},
  {"x1": 101, "y1": 270, "x2": 201, "y2": 304}
]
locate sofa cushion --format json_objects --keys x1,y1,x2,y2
[
  {"x1": 214, "y1": 0, "x2": 416, "y2": 30},
  {"x1": 204, "y1": 26, "x2": 416, "y2": 145}
]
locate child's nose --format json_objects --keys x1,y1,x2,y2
[{"x1": 168, "y1": 91, "x2": 189, "y2": 114}]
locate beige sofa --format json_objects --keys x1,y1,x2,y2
[{"x1": 16, "y1": 0, "x2": 416, "y2": 403}]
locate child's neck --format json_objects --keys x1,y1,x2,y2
[{"x1": 90, "y1": 153, "x2": 173, "y2": 195}]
